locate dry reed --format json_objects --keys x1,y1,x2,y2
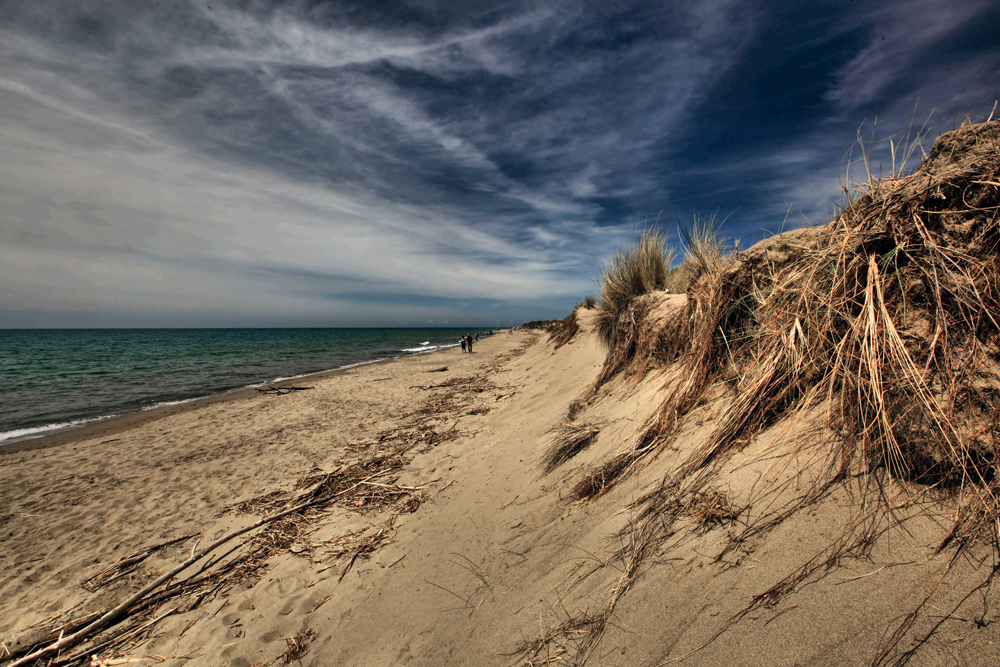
[
  {"x1": 543, "y1": 423, "x2": 601, "y2": 472},
  {"x1": 594, "y1": 227, "x2": 674, "y2": 350},
  {"x1": 547, "y1": 310, "x2": 580, "y2": 350}
]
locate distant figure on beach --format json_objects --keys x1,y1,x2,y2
[
  {"x1": 466, "y1": 335, "x2": 473, "y2": 353},
  {"x1": 475, "y1": 333, "x2": 479, "y2": 342},
  {"x1": 460, "y1": 337, "x2": 466, "y2": 352}
]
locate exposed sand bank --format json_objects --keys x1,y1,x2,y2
[{"x1": 2, "y1": 312, "x2": 999, "y2": 666}]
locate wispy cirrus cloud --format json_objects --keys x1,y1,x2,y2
[
  {"x1": 0, "y1": 0, "x2": 997, "y2": 326},
  {"x1": 823, "y1": 0, "x2": 997, "y2": 115}
]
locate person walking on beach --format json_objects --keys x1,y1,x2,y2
[
  {"x1": 466, "y1": 335, "x2": 473, "y2": 353},
  {"x1": 460, "y1": 337, "x2": 467, "y2": 353}
]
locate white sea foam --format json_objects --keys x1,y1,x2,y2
[
  {"x1": 144, "y1": 397, "x2": 199, "y2": 410},
  {"x1": 266, "y1": 357, "x2": 394, "y2": 385},
  {"x1": 336, "y1": 357, "x2": 389, "y2": 370},
  {"x1": 0, "y1": 415, "x2": 113, "y2": 444},
  {"x1": 401, "y1": 345, "x2": 437, "y2": 352}
]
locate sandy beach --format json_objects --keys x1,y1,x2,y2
[
  {"x1": 3, "y1": 1, "x2": 998, "y2": 664},
  {"x1": 2, "y1": 328, "x2": 611, "y2": 665},
  {"x1": 3, "y1": 303, "x2": 1000, "y2": 665}
]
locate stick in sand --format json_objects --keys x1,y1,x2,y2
[{"x1": 8, "y1": 472, "x2": 386, "y2": 667}]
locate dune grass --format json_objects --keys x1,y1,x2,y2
[
  {"x1": 542, "y1": 423, "x2": 601, "y2": 473},
  {"x1": 530, "y1": 117, "x2": 1000, "y2": 666},
  {"x1": 672, "y1": 120, "x2": 1000, "y2": 499},
  {"x1": 632, "y1": 118, "x2": 999, "y2": 658},
  {"x1": 546, "y1": 310, "x2": 579, "y2": 350},
  {"x1": 587, "y1": 120, "x2": 1000, "y2": 501},
  {"x1": 594, "y1": 227, "x2": 673, "y2": 349},
  {"x1": 589, "y1": 215, "x2": 732, "y2": 395},
  {"x1": 664, "y1": 213, "x2": 729, "y2": 294}
]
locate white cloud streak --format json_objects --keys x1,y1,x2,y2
[{"x1": 0, "y1": 0, "x2": 995, "y2": 326}]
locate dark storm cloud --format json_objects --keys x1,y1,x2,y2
[{"x1": 0, "y1": 0, "x2": 998, "y2": 326}]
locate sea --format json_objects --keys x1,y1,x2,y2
[{"x1": 0, "y1": 328, "x2": 488, "y2": 445}]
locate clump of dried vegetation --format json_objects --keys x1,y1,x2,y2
[
  {"x1": 528, "y1": 117, "x2": 1000, "y2": 664},
  {"x1": 665, "y1": 213, "x2": 729, "y2": 294},
  {"x1": 543, "y1": 423, "x2": 601, "y2": 472},
  {"x1": 590, "y1": 216, "x2": 735, "y2": 393},
  {"x1": 594, "y1": 226, "x2": 674, "y2": 350},
  {"x1": 586, "y1": 119, "x2": 1000, "y2": 510},
  {"x1": 512, "y1": 612, "x2": 603, "y2": 666},
  {"x1": 276, "y1": 630, "x2": 316, "y2": 665},
  {"x1": 573, "y1": 215, "x2": 734, "y2": 496},
  {"x1": 662, "y1": 118, "x2": 998, "y2": 505},
  {"x1": 547, "y1": 310, "x2": 580, "y2": 350}
]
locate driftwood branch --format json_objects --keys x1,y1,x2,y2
[
  {"x1": 82, "y1": 534, "x2": 197, "y2": 592},
  {"x1": 255, "y1": 386, "x2": 312, "y2": 395},
  {"x1": 7, "y1": 472, "x2": 384, "y2": 667}
]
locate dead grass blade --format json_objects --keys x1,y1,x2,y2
[{"x1": 543, "y1": 423, "x2": 601, "y2": 473}]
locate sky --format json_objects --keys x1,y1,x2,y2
[{"x1": 1, "y1": 0, "x2": 998, "y2": 328}]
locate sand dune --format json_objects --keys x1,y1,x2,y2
[{"x1": 3, "y1": 308, "x2": 998, "y2": 666}]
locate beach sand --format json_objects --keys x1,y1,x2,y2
[
  {"x1": 2, "y1": 328, "x2": 605, "y2": 666},
  {"x1": 3, "y1": 314, "x2": 999, "y2": 666}
]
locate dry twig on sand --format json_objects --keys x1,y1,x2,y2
[
  {"x1": 255, "y1": 386, "x2": 312, "y2": 395},
  {"x1": 6, "y1": 338, "x2": 527, "y2": 667}
]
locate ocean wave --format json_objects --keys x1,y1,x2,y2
[
  {"x1": 0, "y1": 415, "x2": 113, "y2": 444},
  {"x1": 144, "y1": 397, "x2": 199, "y2": 411},
  {"x1": 267, "y1": 357, "x2": 390, "y2": 384},
  {"x1": 401, "y1": 345, "x2": 436, "y2": 352}
]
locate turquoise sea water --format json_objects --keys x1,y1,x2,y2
[{"x1": 0, "y1": 328, "x2": 487, "y2": 444}]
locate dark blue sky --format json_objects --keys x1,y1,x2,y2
[{"x1": 1, "y1": 0, "x2": 998, "y2": 326}]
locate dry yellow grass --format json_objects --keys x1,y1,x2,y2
[{"x1": 594, "y1": 227, "x2": 673, "y2": 349}]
